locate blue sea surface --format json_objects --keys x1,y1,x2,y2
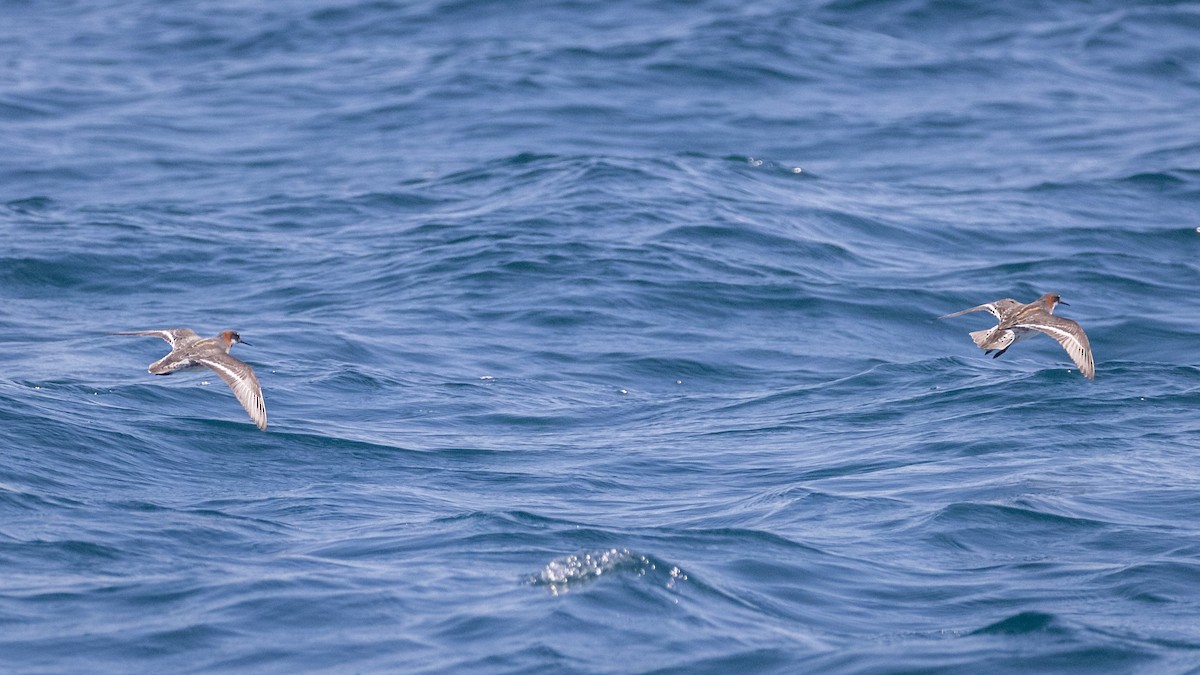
[{"x1": 2, "y1": 0, "x2": 1200, "y2": 672}]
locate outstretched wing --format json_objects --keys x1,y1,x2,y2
[
  {"x1": 112, "y1": 328, "x2": 201, "y2": 350},
  {"x1": 196, "y1": 353, "x2": 268, "y2": 430},
  {"x1": 1022, "y1": 315, "x2": 1095, "y2": 380},
  {"x1": 938, "y1": 298, "x2": 1020, "y2": 321}
]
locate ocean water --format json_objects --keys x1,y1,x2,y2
[{"x1": 2, "y1": 0, "x2": 1200, "y2": 672}]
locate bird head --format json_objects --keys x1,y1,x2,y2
[
  {"x1": 1042, "y1": 293, "x2": 1066, "y2": 312},
  {"x1": 220, "y1": 330, "x2": 250, "y2": 350}
]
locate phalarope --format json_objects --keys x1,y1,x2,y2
[
  {"x1": 114, "y1": 329, "x2": 267, "y2": 429},
  {"x1": 939, "y1": 293, "x2": 1094, "y2": 380}
]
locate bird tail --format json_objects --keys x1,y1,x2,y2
[{"x1": 972, "y1": 328, "x2": 1016, "y2": 351}]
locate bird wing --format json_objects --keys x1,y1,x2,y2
[
  {"x1": 112, "y1": 328, "x2": 201, "y2": 350},
  {"x1": 1020, "y1": 315, "x2": 1095, "y2": 380},
  {"x1": 939, "y1": 298, "x2": 1020, "y2": 321},
  {"x1": 196, "y1": 353, "x2": 268, "y2": 430}
]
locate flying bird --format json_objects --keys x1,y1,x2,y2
[
  {"x1": 939, "y1": 293, "x2": 1094, "y2": 380},
  {"x1": 114, "y1": 328, "x2": 267, "y2": 429}
]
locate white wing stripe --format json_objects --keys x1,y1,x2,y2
[
  {"x1": 1023, "y1": 322, "x2": 1093, "y2": 376},
  {"x1": 197, "y1": 356, "x2": 267, "y2": 429}
]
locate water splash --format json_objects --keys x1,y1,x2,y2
[{"x1": 528, "y1": 548, "x2": 688, "y2": 596}]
